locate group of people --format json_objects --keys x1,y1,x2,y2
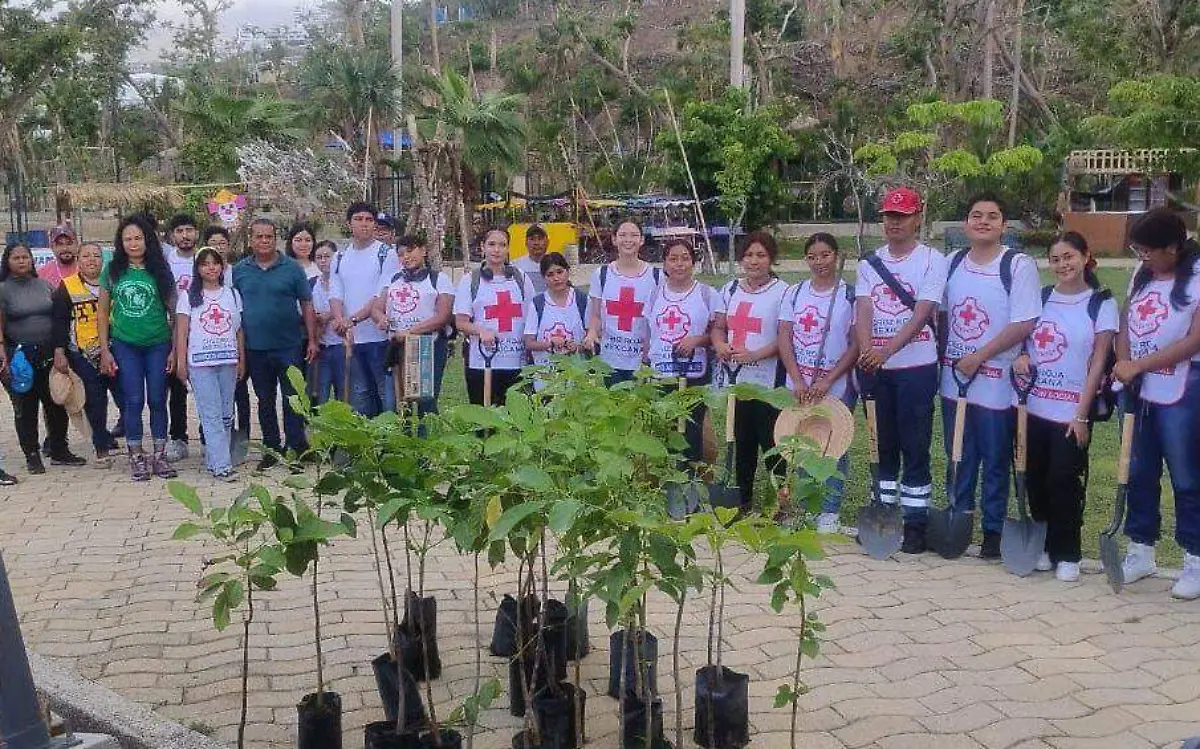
[{"x1": 1, "y1": 189, "x2": 1197, "y2": 601}]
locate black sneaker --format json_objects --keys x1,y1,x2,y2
[
  {"x1": 980, "y1": 531, "x2": 1002, "y2": 559},
  {"x1": 26, "y1": 454, "x2": 45, "y2": 475},
  {"x1": 0, "y1": 470, "x2": 18, "y2": 486},
  {"x1": 50, "y1": 451, "x2": 87, "y2": 467},
  {"x1": 256, "y1": 453, "x2": 279, "y2": 471},
  {"x1": 901, "y1": 523, "x2": 926, "y2": 554}
]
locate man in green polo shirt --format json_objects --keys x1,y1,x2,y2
[{"x1": 232, "y1": 218, "x2": 318, "y2": 469}]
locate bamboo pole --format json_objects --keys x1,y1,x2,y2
[{"x1": 663, "y1": 89, "x2": 717, "y2": 274}]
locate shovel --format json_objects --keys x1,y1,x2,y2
[
  {"x1": 666, "y1": 348, "x2": 702, "y2": 519},
  {"x1": 855, "y1": 370, "x2": 903, "y2": 560},
  {"x1": 1001, "y1": 365, "x2": 1047, "y2": 576},
  {"x1": 928, "y1": 364, "x2": 977, "y2": 559},
  {"x1": 1099, "y1": 383, "x2": 1140, "y2": 593},
  {"x1": 704, "y1": 363, "x2": 743, "y2": 510},
  {"x1": 478, "y1": 339, "x2": 498, "y2": 407},
  {"x1": 330, "y1": 334, "x2": 355, "y2": 469}
]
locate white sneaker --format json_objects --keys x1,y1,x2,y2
[
  {"x1": 815, "y1": 512, "x2": 840, "y2": 535},
  {"x1": 1170, "y1": 554, "x2": 1200, "y2": 600},
  {"x1": 1055, "y1": 562, "x2": 1081, "y2": 582},
  {"x1": 1036, "y1": 552, "x2": 1053, "y2": 572},
  {"x1": 164, "y1": 439, "x2": 189, "y2": 463},
  {"x1": 1121, "y1": 542, "x2": 1158, "y2": 584}
]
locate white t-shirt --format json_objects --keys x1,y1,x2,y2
[
  {"x1": 167, "y1": 249, "x2": 196, "y2": 296},
  {"x1": 377, "y1": 269, "x2": 454, "y2": 335},
  {"x1": 855, "y1": 243, "x2": 947, "y2": 370},
  {"x1": 453, "y1": 272, "x2": 536, "y2": 371},
  {"x1": 310, "y1": 276, "x2": 343, "y2": 347},
  {"x1": 646, "y1": 281, "x2": 715, "y2": 380},
  {"x1": 176, "y1": 285, "x2": 241, "y2": 368},
  {"x1": 1026, "y1": 288, "x2": 1119, "y2": 423},
  {"x1": 714, "y1": 277, "x2": 789, "y2": 388},
  {"x1": 780, "y1": 279, "x2": 856, "y2": 400},
  {"x1": 1126, "y1": 274, "x2": 1200, "y2": 404},
  {"x1": 331, "y1": 240, "x2": 401, "y2": 345},
  {"x1": 523, "y1": 288, "x2": 589, "y2": 369},
  {"x1": 940, "y1": 249, "x2": 1042, "y2": 409},
  {"x1": 512, "y1": 255, "x2": 548, "y2": 295},
  {"x1": 588, "y1": 263, "x2": 662, "y2": 372}
]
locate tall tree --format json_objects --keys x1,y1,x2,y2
[{"x1": 173, "y1": 92, "x2": 302, "y2": 180}]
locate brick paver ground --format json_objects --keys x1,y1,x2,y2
[{"x1": 3, "y1": 428, "x2": 1199, "y2": 748}]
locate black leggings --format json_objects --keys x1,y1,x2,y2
[
  {"x1": 1026, "y1": 412, "x2": 1088, "y2": 563},
  {"x1": 465, "y1": 367, "x2": 522, "y2": 406},
  {"x1": 4, "y1": 347, "x2": 69, "y2": 458},
  {"x1": 734, "y1": 399, "x2": 784, "y2": 509}
]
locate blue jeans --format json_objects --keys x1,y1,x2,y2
[
  {"x1": 111, "y1": 339, "x2": 170, "y2": 446},
  {"x1": 315, "y1": 344, "x2": 346, "y2": 405},
  {"x1": 801, "y1": 389, "x2": 858, "y2": 514},
  {"x1": 348, "y1": 340, "x2": 390, "y2": 417},
  {"x1": 873, "y1": 364, "x2": 938, "y2": 526},
  {"x1": 941, "y1": 398, "x2": 1014, "y2": 535},
  {"x1": 190, "y1": 365, "x2": 236, "y2": 474},
  {"x1": 246, "y1": 347, "x2": 309, "y2": 454},
  {"x1": 1125, "y1": 368, "x2": 1200, "y2": 556},
  {"x1": 68, "y1": 351, "x2": 120, "y2": 453}
]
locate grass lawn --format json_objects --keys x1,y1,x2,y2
[{"x1": 436, "y1": 266, "x2": 1182, "y2": 566}]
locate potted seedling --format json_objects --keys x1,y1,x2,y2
[{"x1": 169, "y1": 482, "x2": 283, "y2": 749}]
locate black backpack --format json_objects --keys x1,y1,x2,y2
[{"x1": 1039, "y1": 284, "x2": 1117, "y2": 422}]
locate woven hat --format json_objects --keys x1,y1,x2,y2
[
  {"x1": 49, "y1": 368, "x2": 92, "y2": 441},
  {"x1": 774, "y1": 397, "x2": 855, "y2": 460}
]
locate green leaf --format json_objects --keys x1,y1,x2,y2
[
  {"x1": 510, "y1": 465, "x2": 554, "y2": 493},
  {"x1": 773, "y1": 684, "x2": 795, "y2": 708},
  {"x1": 172, "y1": 522, "x2": 204, "y2": 541},
  {"x1": 486, "y1": 501, "x2": 546, "y2": 541},
  {"x1": 548, "y1": 500, "x2": 582, "y2": 534},
  {"x1": 168, "y1": 481, "x2": 203, "y2": 516}
]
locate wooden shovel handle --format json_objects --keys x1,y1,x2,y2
[
  {"x1": 483, "y1": 367, "x2": 493, "y2": 408},
  {"x1": 1117, "y1": 411, "x2": 1136, "y2": 484},
  {"x1": 392, "y1": 364, "x2": 403, "y2": 413},
  {"x1": 951, "y1": 396, "x2": 968, "y2": 463},
  {"x1": 724, "y1": 392, "x2": 736, "y2": 444},
  {"x1": 1014, "y1": 404, "x2": 1028, "y2": 472},
  {"x1": 864, "y1": 399, "x2": 880, "y2": 463},
  {"x1": 677, "y1": 377, "x2": 687, "y2": 433}
]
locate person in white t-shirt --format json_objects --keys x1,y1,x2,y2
[
  {"x1": 939, "y1": 193, "x2": 1040, "y2": 560},
  {"x1": 163, "y1": 213, "x2": 199, "y2": 463},
  {"x1": 310, "y1": 240, "x2": 346, "y2": 405},
  {"x1": 454, "y1": 228, "x2": 535, "y2": 406},
  {"x1": 523, "y1": 251, "x2": 588, "y2": 392},
  {"x1": 644, "y1": 238, "x2": 715, "y2": 464},
  {"x1": 331, "y1": 201, "x2": 401, "y2": 417},
  {"x1": 512, "y1": 224, "x2": 550, "y2": 295},
  {"x1": 583, "y1": 219, "x2": 662, "y2": 384},
  {"x1": 1112, "y1": 209, "x2": 1200, "y2": 601},
  {"x1": 712, "y1": 230, "x2": 790, "y2": 510},
  {"x1": 372, "y1": 234, "x2": 454, "y2": 414},
  {"x1": 173, "y1": 247, "x2": 244, "y2": 481},
  {"x1": 854, "y1": 187, "x2": 947, "y2": 554},
  {"x1": 1012, "y1": 232, "x2": 1117, "y2": 583},
  {"x1": 779, "y1": 233, "x2": 858, "y2": 533}
]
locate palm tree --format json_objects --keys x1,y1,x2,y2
[
  {"x1": 419, "y1": 68, "x2": 525, "y2": 253},
  {"x1": 172, "y1": 92, "x2": 302, "y2": 180}
]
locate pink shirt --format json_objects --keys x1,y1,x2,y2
[{"x1": 38, "y1": 260, "x2": 77, "y2": 289}]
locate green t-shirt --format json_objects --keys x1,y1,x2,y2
[{"x1": 102, "y1": 266, "x2": 172, "y2": 347}]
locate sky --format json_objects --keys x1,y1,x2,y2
[{"x1": 138, "y1": 0, "x2": 312, "y2": 58}]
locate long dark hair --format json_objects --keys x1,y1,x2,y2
[
  {"x1": 1051, "y1": 231, "x2": 1101, "y2": 290},
  {"x1": 285, "y1": 222, "x2": 317, "y2": 260},
  {"x1": 110, "y1": 215, "x2": 176, "y2": 310},
  {"x1": 187, "y1": 247, "x2": 228, "y2": 308},
  {"x1": 0, "y1": 243, "x2": 33, "y2": 282},
  {"x1": 1129, "y1": 209, "x2": 1199, "y2": 310}
]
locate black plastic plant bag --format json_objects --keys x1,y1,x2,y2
[
  {"x1": 395, "y1": 593, "x2": 441, "y2": 681},
  {"x1": 370, "y1": 652, "x2": 427, "y2": 730},
  {"x1": 607, "y1": 629, "x2": 658, "y2": 699},
  {"x1": 620, "y1": 690, "x2": 674, "y2": 749},
  {"x1": 533, "y1": 682, "x2": 586, "y2": 749},
  {"x1": 694, "y1": 665, "x2": 750, "y2": 749},
  {"x1": 363, "y1": 722, "x2": 422, "y2": 749},
  {"x1": 490, "y1": 594, "x2": 540, "y2": 657},
  {"x1": 417, "y1": 729, "x2": 463, "y2": 749},
  {"x1": 297, "y1": 691, "x2": 342, "y2": 749},
  {"x1": 565, "y1": 594, "x2": 589, "y2": 660}
]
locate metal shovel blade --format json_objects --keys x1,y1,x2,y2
[
  {"x1": 857, "y1": 503, "x2": 903, "y2": 560},
  {"x1": 666, "y1": 480, "x2": 703, "y2": 519},
  {"x1": 1001, "y1": 515, "x2": 1047, "y2": 577},
  {"x1": 928, "y1": 504, "x2": 974, "y2": 559},
  {"x1": 1099, "y1": 485, "x2": 1128, "y2": 594},
  {"x1": 230, "y1": 428, "x2": 250, "y2": 466}
]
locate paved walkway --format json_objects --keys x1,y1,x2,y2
[{"x1": 3, "y1": 433, "x2": 1199, "y2": 748}]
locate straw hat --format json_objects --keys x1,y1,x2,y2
[
  {"x1": 49, "y1": 368, "x2": 92, "y2": 440},
  {"x1": 774, "y1": 397, "x2": 855, "y2": 460}
]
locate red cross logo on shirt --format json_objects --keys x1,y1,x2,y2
[
  {"x1": 727, "y1": 301, "x2": 763, "y2": 349},
  {"x1": 871, "y1": 281, "x2": 914, "y2": 317},
  {"x1": 484, "y1": 290, "x2": 523, "y2": 333},
  {"x1": 545, "y1": 321, "x2": 574, "y2": 345},
  {"x1": 792, "y1": 305, "x2": 825, "y2": 346},
  {"x1": 1128, "y1": 290, "x2": 1168, "y2": 338},
  {"x1": 1031, "y1": 321, "x2": 1067, "y2": 364},
  {"x1": 656, "y1": 304, "x2": 691, "y2": 343},
  {"x1": 606, "y1": 287, "x2": 644, "y2": 332},
  {"x1": 950, "y1": 296, "x2": 990, "y2": 342},
  {"x1": 200, "y1": 302, "x2": 232, "y2": 336},
  {"x1": 389, "y1": 284, "x2": 419, "y2": 314}
]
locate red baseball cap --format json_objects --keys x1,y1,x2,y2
[
  {"x1": 50, "y1": 224, "x2": 77, "y2": 243},
  {"x1": 880, "y1": 187, "x2": 924, "y2": 215}
]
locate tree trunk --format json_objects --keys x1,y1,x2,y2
[
  {"x1": 490, "y1": 26, "x2": 498, "y2": 70},
  {"x1": 981, "y1": 0, "x2": 995, "y2": 99},
  {"x1": 451, "y1": 148, "x2": 472, "y2": 266},
  {"x1": 1007, "y1": 0, "x2": 1026, "y2": 146},
  {"x1": 428, "y1": 0, "x2": 442, "y2": 74}
]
